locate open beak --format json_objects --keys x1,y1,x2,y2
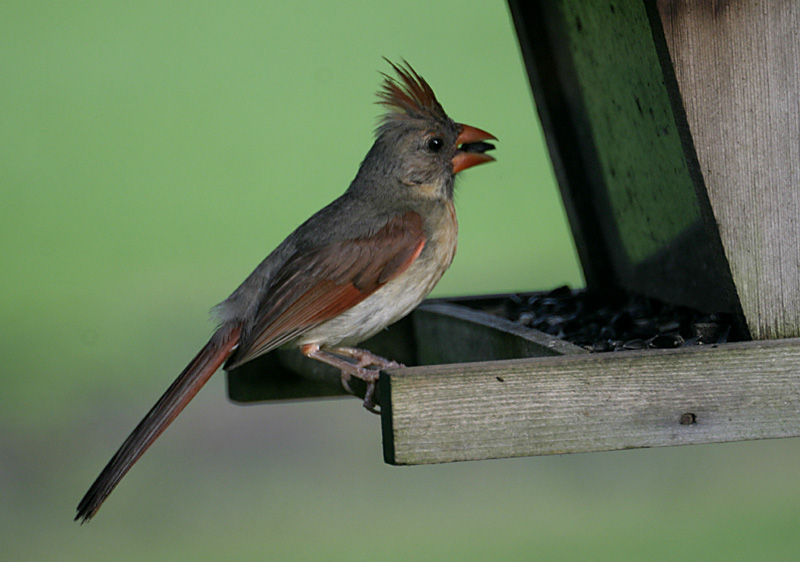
[{"x1": 452, "y1": 123, "x2": 497, "y2": 174}]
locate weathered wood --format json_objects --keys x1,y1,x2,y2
[
  {"x1": 508, "y1": 0, "x2": 740, "y2": 316},
  {"x1": 381, "y1": 338, "x2": 800, "y2": 465},
  {"x1": 225, "y1": 350, "x2": 345, "y2": 402},
  {"x1": 656, "y1": 1, "x2": 800, "y2": 339},
  {"x1": 414, "y1": 302, "x2": 585, "y2": 365},
  {"x1": 226, "y1": 298, "x2": 582, "y2": 403},
  {"x1": 226, "y1": 316, "x2": 416, "y2": 402}
]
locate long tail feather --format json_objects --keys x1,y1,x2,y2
[{"x1": 75, "y1": 323, "x2": 241, "y2": 523}]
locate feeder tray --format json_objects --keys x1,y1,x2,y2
[{"x1": 227, "y1": 0, "x2": 800, "y2": 465}]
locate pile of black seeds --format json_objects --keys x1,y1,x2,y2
[{"x1": 502, "y1": 286, "x2": 738, "y2": 352}]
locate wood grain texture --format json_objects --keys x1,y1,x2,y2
[
  {"x1": 657, "y1": 1, "x2": 800, "y2": 339},
  {"x1": 381, "y1": 338, "x2": 800, "y2": 465}
]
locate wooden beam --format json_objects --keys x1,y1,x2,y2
[
  {"x1": 656, "y1": 1, "x2": 800, "y2": 339},
  {"x1": 381, "y1": 338, "x2": 800, "y2": 465}
]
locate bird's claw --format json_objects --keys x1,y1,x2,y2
[
  {"x1": 339, "y1": 365, "x2": 380, "y2": 414},
  {"x1": 303, "y1": 344, "x2": 401, "y2": 413},
  {"x1": 362, "y1": 381, "x2": 380, "y2": 414},
  {"x1": 339, "y1": 372, "x2": 354, "y2": 395}
]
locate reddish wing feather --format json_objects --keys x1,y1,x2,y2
[{"x1": 227, "y1": 211, "x2": 426, "y2": 368}]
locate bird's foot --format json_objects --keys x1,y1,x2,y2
[
  {"x1": 334, "y1": 347, "x2": 405, "y2": 412},
  {"x1": 339, "y1": 365, "x2": 381, "y2": 414},
  {"x1": 300, "y1": 344, "x2": 404, "y2": 413},
  {"x1": 334, "y1": 346, "x2": 405, "y2": 370}
]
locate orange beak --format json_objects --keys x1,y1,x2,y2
[{"x1": 451, "y1": 123, "x2": 497, "y2": 174}]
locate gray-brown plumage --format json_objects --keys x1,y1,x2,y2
[{"x1": 75, "y1": 59, "x2": 496, "y2": 522}]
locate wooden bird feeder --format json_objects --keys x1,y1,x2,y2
[{"x1": 227, "y1": 0, "x2": 800, "y2": 465}]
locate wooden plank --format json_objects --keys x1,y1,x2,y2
[
  {"x1": 381, "y1": 338, "x2": 800, "y2": 465},
  {"x1": 226, "y1": 298, "x2": 581, "y2": 403},
  {"x1": 226, "y1": 315, "x2": 415, "y2": 402},
  {"x1": 225, "y1": 350, "x2": 345, "y2": 403},
  {"x1": 508, "y1": 0, "x2": 740, "y2": 315},
  {"x1": 414, "y1": 302, "x2": 586, "y2": 365},
  {"x1": 656, "y1": 1, "x2": 800, "y2": 339}
]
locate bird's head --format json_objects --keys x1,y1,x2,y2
[{"x1": 351, "y1": 60, "x2": 496, "y2": 202}]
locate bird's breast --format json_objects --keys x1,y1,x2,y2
[{"x1": 298, "y1": 200, "x2": 458, "y2": 348}]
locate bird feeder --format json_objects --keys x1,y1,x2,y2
[{"x1": 227, "y1": 0, "x2": 800, "y2": 465}]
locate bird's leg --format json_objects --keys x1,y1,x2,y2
[
  {"x1": 300, "y1": 344, "x2": 404, "y2": 413},
  {"x1": 330, "y1": 347, "x2": 405, "y2": 411},
  {"x1": 333, "y1": 346, "x2": 405, "y2": 370}
]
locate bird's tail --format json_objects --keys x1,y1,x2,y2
[{"x1": 75, "y1": 323, "x2": 242, "y2": 523}]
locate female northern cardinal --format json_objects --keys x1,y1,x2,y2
[{"x1": 76, "y1": 59, "x2": 495, "y2": 522}]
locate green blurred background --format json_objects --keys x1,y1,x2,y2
[{"x1": 2, "y1": 2, "x2": 799, "y2": 560}]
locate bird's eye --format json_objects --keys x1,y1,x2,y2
[{"x1": 427, "y1": 137, "x2": 443, "y2": 152}]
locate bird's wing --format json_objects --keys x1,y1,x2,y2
[{"x1": 226, "y1": 210, "x2": 426, "y2": 368}]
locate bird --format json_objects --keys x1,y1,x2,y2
[{"x1": 75, "y1": 59, "x2": 496, "y2": 522}]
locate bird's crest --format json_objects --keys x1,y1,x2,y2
[{"x1": 377, "y1": 59, "x2": 448, "y2": 131}]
